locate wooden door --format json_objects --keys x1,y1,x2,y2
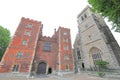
[{"x1": 37, "y1": 62, "x2": 46, "y2": 74}]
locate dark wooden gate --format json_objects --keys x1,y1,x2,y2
[{"x1": 37, "y1": 62, "x2": 46, "y2": 74}]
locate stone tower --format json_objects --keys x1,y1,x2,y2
[{"x1": 74, "y1": 6, "x2": 120, "y2": 71}]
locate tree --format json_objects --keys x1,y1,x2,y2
[
  {"x1": 88, "y1": 0, "x2": 120, "y2": 32},
  {"x1": 0, "y1": 26, "x2": 11, "y2": 61}
]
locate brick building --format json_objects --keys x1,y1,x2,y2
[{"x1": 0, "y1": 17, "x2": 74, "y2": 75}]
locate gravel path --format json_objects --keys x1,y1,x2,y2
[{"x1": 0, "y1": 73, "x2": 119, "y2": 80}]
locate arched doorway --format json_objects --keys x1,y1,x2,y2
[
  {"x1": 82, "y1": 62, "x2": 85, "y2": 70},
  {"x1": 48, "y1": 67, "x2": 52, "y2": 74},
  {"x1": 89, "y1": 47, "x2": 102, "y2": 70},
  {"x1": 36, "y1": 62, "x2": 47, "y2": 74}
]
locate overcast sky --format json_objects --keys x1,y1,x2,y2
[{"x1": 0, "y1": 0, "x2": 120, "y2": 46}]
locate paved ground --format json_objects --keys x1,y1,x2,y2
[{"x1": 0, "y1": 73, "x2": 119, "y2": 80}]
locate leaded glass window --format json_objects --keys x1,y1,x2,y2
[
  {"x1": 17, "y1": 52, "x2": 23, "y2": 58},
  {"x1": 12, "y1": 65, "x2": 19, "y2": 72},
  {"x1": 43, "y1": 42, "x2": 52, "y2": 51}
]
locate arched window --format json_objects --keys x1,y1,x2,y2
[{"x1": 89, "y1": 47, "x2": 102, "y2": 65}]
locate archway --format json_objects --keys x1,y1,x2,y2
[
  {"x1": 89, "y1": 47, "x2": 102, "y2": 70},
  {"x1": 36, "y1": 62, "x2": 47, "y2": 74},
  {"x1": 48, "y1": 67, "x2": 52, "y2": 74},
  {"x1": 82, "y1": 62, "x2": 85, "y2": 70}
]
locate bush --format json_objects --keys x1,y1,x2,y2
[
  {"x1": 97, "y1": 72, "x2": 105, "y2": 77},
  {"x1": 96, "y1": 60, "x2": 109, "y2": 70}
]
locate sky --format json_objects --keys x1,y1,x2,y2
[{"x1": 0, "y1": 0, "x2": 120, "y2": 46}]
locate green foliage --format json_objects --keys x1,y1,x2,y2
[
  {"x1": 0, "y1": 26, "x2": 11, "y2": 61},
  {"x1": 88, "y1": 0, "x2": 120, "y2": 32},
  {"x1": 96, "y1": 60, "x2": 109, "y2": 70},
  {"x1": 97, "y1": 72, "x2": 105, "y2": 77}
]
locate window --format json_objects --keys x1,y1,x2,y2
[
  {"x1": 28, "y1": 24, "x2": 32, "y2": 28},
  {"x1": 65, "y1": 64, "x2": 69, "y2": 70},
  {"x1": 43, "y1": 42, "x2": 52, "y2": 51},
  {"x1": 63, "y1": 32, "x2": 67, "y2": 35},
  {"x1": 63, "y1": 38, "x2": 68, "y2": 42},
  {"x1": 92, "y1": 53, "x2": 101, "y2": 60},
  {"x1": 64, "y1": 54, "x2": 69, "y2": 60},
  {"x1": 77, "y1": 50, "x2": 81, "y2": 59},
  {"x1": 64, "y1": 46, "x2": 68, "y2": 50},
  {"x1": 92, "y1": 52, "x2": 102, "y2": 65},
  {"x1": 81, "y1": 16, "x2": 84, "y2": 21},
  {"x1": 22, "y1": 40, "x2": 27, "y2": 45},
  {"x1": 84, "y1": 14, "x2": 87, "y2": 18},
  {"x1": 12, "y1": 65, "x2": 19, "y2": 72},
  {"x1": 25, "y1": 31, "x2": 30, "y2": 36},
  {"x1": 16, "y1": 52, "x2": 23, "y2": 58},
  {"x1": 88, "y1": 35, "x2": 92, "y2": 40},
  {"x1": 90, "y1": 47, "x2": 102, "y2": 67}
]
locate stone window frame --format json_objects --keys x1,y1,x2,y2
[
  {"x1": 88, "y1": 35, "x2": 92, "y2": 40},
  {"x1": 92, "y1": 52, "x2": 102, "y2": 60},
  {"x1": 12, "y1": 64, "x2": 19, "y2": 72},
  {"x1": 63, "y1": 32, "x2": 67, "y2": 35},
  {"x1": 16, "y1": 52, "x2": 23, "y2": 59},
  {"x1": 43, "y1": 42, "x2": 52, "y2": 52},
  {"x1": 81, "y1": 16, "x2": 84, "y2": 21},
  {"x1": 22, "y1": 40, "x2": 27, "y2": 45},
  {"x1": 84, "y1": 13, "x2": 87, "y2": 18},
  {"x1": 27, "y1": 24, "x2": 33, "y2": 28},
  {"x1": 24, "y1": 30, "x2": 31, "y2": 36},
  {"x1": 64, "y1": 46, "x2": 68, "y2": 50},
  {"x1": 92, "y1": 52, "x2": 102, "y2": 66}
]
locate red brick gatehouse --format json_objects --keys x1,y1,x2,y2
[{"x1": 0, "y1": 17, "x2": 74, "y2": 75}]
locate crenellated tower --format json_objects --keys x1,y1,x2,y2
[{"x1": 0, "y1": 17, "x2": 42, "y2": 74}]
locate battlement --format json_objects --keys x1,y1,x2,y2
[
  {"x1": 58, "y1": 26, "x2": 70, "y2": 30},
  {"x1": 21, "y1": 17, "x2": 41, "y2": 24},
  {"x1": 40, "y1": 36, "x2": 57, "y2": 42}
]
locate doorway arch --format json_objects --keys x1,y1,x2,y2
[
  {"x1": 48, "y1": 67, "x2": 52, "y2": 74},
  {"x1": 89, "y1": 47, "x2": 102, "y2": 69},
  {"x1": 36, "y1": 62, "x2": 47, "y2": 74},
  {"x1": 82, "y1": 62, "x2": 85, "y2": 70}
]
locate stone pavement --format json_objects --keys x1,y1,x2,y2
[{"x1": 0, "y1": 73, "x2": 119, "y2": 80}]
